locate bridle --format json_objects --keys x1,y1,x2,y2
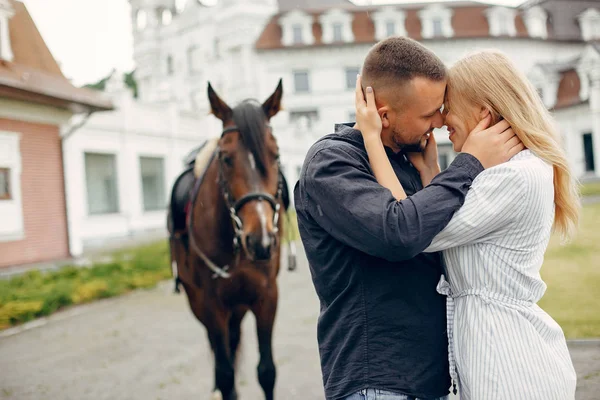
[{"x1": 188, "y1": 124, "x2": 284, "y2": 279}]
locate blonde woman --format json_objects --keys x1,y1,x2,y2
[{"x1": 355, "y1": 50, "x2": 579, "y2": 399}]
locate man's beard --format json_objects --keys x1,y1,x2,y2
[
  {"x1": 393, "y1": 131, "x2": 427, "y2": 153},
  {"x1": 400, "y1": 142, "x2": 426, "y2": 153}
]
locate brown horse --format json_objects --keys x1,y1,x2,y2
[{"x1": 168, "y1": 80, "x2": 287, "y2": 400}]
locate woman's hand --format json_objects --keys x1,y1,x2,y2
[{"x1": 355, "y1": 75, "x2": 382, "y2": 142}]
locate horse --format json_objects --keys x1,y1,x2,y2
[{"x1": 167, "y1": 80, "x2": 289, "y2": 400}]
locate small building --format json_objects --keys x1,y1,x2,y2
[{"x1": 0, "y1": 0, "x2": 112, "y2": 268}]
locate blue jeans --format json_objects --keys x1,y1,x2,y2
[{"x1": 344, "y1": 388, "x2": 449, "y2": 400}]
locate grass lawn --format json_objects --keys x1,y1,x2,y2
[
  {"x1": 581, "y1": 181, "x2": 600, "y2": 197},
  {"x1": 539, "y1": 202, "x2": 600, "y2": 339},
  {"x1": 0, "y1": 241, "x2": 172, "y2": 330}
]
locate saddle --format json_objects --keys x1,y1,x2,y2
[{"x1": 168, "y1": 139, "x2": 291, "y2": 243}]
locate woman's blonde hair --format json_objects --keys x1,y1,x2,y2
[{"x1": 446, "y1": 50, "x2": 580, "y2": 240}]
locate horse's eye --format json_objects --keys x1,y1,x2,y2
[{"x1": 221, "y1": 154, "x2": 233, "y2": 167}]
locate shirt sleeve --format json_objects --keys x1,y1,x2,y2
[
  {"x1": 424, "y1": 164, "x2": 526, "y2": 253},
  {"x1": 300, "y1": 144, "x2": 483, "y2": 262}
]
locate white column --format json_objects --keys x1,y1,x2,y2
[{"x1": 61, "y1": 131, "x2": 84, "y2": 257}]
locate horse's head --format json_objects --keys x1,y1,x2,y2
[{"x1": 208, "y1": 80, "x2": 283, "y2": 262}]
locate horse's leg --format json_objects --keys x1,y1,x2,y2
[
  {"x1": 206, "y1": 307, "x2": 237, "y2": 400},
  {"x1": 229, "y1": 306, "x2": 247, "y2": 367},
  {"x1": 252, "y1": 284, "x2": 278, "y2": 400}
]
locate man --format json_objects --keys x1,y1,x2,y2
[{"x1": 294, "y1": 37, "x2": 520, "y2": 400}]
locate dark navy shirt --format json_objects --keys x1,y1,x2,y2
[{"x1": 294, "y1": 124, "x2": 484, "y2": 400}]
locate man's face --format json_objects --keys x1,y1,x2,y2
[{"x1": 383, "y1": 77, "x2": 446, "y2": 153}]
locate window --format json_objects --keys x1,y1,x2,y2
[
  {"x1": 187, "y1": 46, "x2": 201, "y2": 74},
  {"x1": 290, "y1": 109, "x2": 319, "y2": 129},
  {"x1": 293, "y1": 71, "x2": 310, "y2": 93},
  {"x1": 0, "y1": 168, "x2": 10, "y2": 200},
  {"x1": 497, "y1": 14, "x2": 510, "y2": 36},
  {"x1": 140, "y1": 157, "x2": 166, "y2": 211},
  {"x1": 583, "y1": 133, "x2": 595, "y2": 172},
  {"x1": 213, "y1": 38, "x2": 220, "y2": 59},
  {"x1": 386, "y1": 20, "x2": 396, "y2": 36},
  {"x1": 345, "y1": 67, "x2": 360, "y2": 89},
  {"x1": 162, "y1": 9, "x2": 173, "y2": 25},
  {"x1": 292, "y1": 24, "x2": 303, "y2": 44},
  {"x1": 333, "y1": 23, "x2": 343, "y2": 42},
  {"x1": 166, "y1": 55, "x2": 174, "y2": 75},
  {"x1": 136, "y1": 9, "x2": 148, "y2": 31},
  {"x1": 432, "y1": 18, "x2": 443, "y2": 37},
  {"x1": 85, "y1": 153, "x2": 119, "y2": 215}
]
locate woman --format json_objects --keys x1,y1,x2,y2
[{"x1": 355, "y1": 50, "x2": 579, "y2": 399}]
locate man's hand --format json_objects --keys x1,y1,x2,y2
[
  {"x1": 462, "y1": 115, "x2": 525, "y2": 169},
  {"x1": 407, "y1": 133, "x2": 441, "y2": 186}
]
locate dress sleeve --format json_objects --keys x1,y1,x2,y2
[{"x1": 424, "y1": 164, "x2": 526, "y2": 253}]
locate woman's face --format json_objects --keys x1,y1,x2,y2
[{"x1": 444, "y1": 101, "x2": 480, "y2": 153}]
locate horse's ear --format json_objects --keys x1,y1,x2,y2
[
  {"x1": 207, "y1": 82, "x2": 233, "y2": 122},
  {"x1": 262, "y1": 78, "x2": 283, "y2": 120}
]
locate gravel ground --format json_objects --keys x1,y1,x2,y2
[{"x1": 1, "y1": 246, "x2": 598, "y2": 400}]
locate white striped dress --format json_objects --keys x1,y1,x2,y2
[{"x1": 425, "y1": 150, "x2": 577, "y2": 399}]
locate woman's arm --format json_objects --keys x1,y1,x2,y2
[
  {"x1": 355, "y1": 76, "x2": 407, "y2": 201},
  {"x1": 424, "y1": 164, "x2": 526, "y2": 252}
]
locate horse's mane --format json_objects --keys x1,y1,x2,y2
[{"x1": 232, "y1": 99, "x2": 270, "y2": 176}]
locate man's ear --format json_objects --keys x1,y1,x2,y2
[{"x1": 379, "y1": 106, "x2": 390, "y2": 129}]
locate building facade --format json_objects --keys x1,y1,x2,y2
[
  {"x1": 66, "y1": 0, "x2": 599, "y2": 255},
  {"x1": 0, "y1": 0, "x2": 112, "y2": 268}
]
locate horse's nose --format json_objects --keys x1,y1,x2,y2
[{"x1": 246, "y1": 233, "x2": 274, "y2": 261}]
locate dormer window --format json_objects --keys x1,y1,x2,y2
[
  {"x1": 371, "y1": 6, "x2": 407, "y2": 41},
  {"x1": 419, "y1": 5, "x2": 453, "y2": 39},
  {"x1": 333, "y1": 23, "x2": 343, "y2": 42},
  {"x1": 485, "y1": 6, "x2": 517, "y2": 37},
  {"x1": 432, "y1": 18, "x2": 443, "y2": 37},
  {"x1": 578, "y1": 8, "x2": 600, "y2": 41},
  {"x1": 527, "y1": 65, "x2": 561, "y2": 109},
  {"x1": 523, "y1": 6, "x2": 548, "y2": 39},
  {"x1": 386, "y1": 21, "x2": 396, "y2": 36},
  {"x1": 292, "y1": 24, "x2": 303, "y2": 44},
  {"x1": 280, "y1": 10, "x2": 314, "y2": 46},
  {"x1": 136, "y1": 9, "x2": 148, "y2": 31},
  {"x1": 319, "y1": 9, "x2": 354, "y2": 44}
]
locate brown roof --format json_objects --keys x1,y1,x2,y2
[
  {"x1": 256, "y1": 2, "x2": 583, "y2": 50},
  {"x1": 554, "y1": 69, "x2": 583, "y2": 110},
  {"x1": 1, "y1": 1, "x2": 112, "y2": 112}
]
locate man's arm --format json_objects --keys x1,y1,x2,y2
[
  {"x1": 423, "y1": 165, "x2": 525, "y2": 253},
  {"x1": 301, "y1": 144, "x2": 483, "y2": 262}
]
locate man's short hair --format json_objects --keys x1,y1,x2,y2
[{"x1": 361, "y1": 37, "x2": 447, "y2": 96}]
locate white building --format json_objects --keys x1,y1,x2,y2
[{"x1": 64, "y1": 0, "x2": 600, "y2": 255}]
